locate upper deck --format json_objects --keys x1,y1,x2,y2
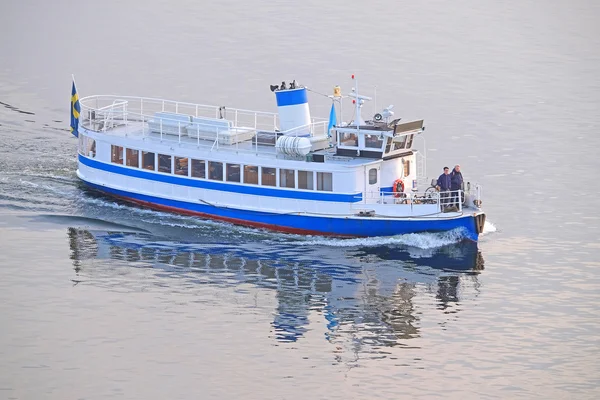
[
  {"x1": 78, "y1": 94, "x2": 424, "y2": 168},
  {"x1": 79, "y1": 95, "x2": 338, "y2": 159}
]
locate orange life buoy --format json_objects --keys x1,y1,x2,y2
[{"x1": 392, "y1": 179, "x2": 405, "y2": 197}]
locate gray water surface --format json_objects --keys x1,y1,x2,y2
[{"x1": 1, "y1": 1, "x2": 599, "y2": 399}]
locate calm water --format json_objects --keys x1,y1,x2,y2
[{"x1": 1, "y1": 0, "x2": 599, "y2": 399}]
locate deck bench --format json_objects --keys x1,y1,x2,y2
[
  {"x1": 186, "y1": 116, "x2": 255, "y2": 145},
  {"x1": 147, "y1": 112, "x2": 192, "y2": 136}
]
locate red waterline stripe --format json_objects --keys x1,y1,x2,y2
[{"x1": 110, "y1": 192, "x2": 359, "y2": 238}]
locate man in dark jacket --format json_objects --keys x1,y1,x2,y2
[
  {"x1": 450, "y1": 164, "x2": 464, "y2": 207},
  {"x1": 436, "y1": 166, "x2": 451, "y2": 208}
]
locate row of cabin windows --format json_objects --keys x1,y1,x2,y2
[{"x1": 110, "y1": 145, "x2": 333, "y2": 191}]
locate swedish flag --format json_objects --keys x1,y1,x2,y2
[{"x1": 70, "y1": 80, "x2": 80, "y2": 137}]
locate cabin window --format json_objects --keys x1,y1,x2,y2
[
  {"x1": 142, "y1": 151, "x2": 155, "y2": 171},
  {"x1": 369, "y1": 168, "x2": 378, "y2": 184},
  {"x1": 339, "y1": 132, "x2": 358, "y2": 147},
  {"x1": 279, "y1": 169, "x2": 295, "y2": 188},
  {"x1": 261, "y1": 167, "x2": 276, "y2": 186},
  {"x1": 126, "y1": 148, "x2": 139, "y2": 168},
  {"x1": 78, "y1": 134, "x2": 85, "y2": 155},
  {"x1": 244, "y1": 165, "x2": 258, "y2": 184},
  {"x1": 404, "y1": 159, "x2": 410, "y2": 177},
  {"x1": 317, "y1": 172, "x2": 333, "y2": 191},
  {"x1": 158, "y1": 154, "x2": 172, "y2": 174},
  {"x1": 209, "y1": 161, "x2": 223, "y2": 181},
  {"x1": 111, "y1": 145, "x2": 123, "y2": 164},
  {"x1": 87, "y1": 138, "x2": 96, "y2": 158},
  {"x1": 175, "y1": 157, "x2": 188, "y2": 176},
  {"x1": 226, "y1": 163, "x2": 241, "y2": 182},
  {"x1": 406, "y1": 134, "x2": 414, "y2": 149},
  {"x1": 365, "y1": 134, "x2": 384, "y2": 149},
  {"x1": 191, "y1": 159, "x2": 206, "y2": 178},
  {"x1": 298, "y1": 170, "x2": 314, "y2": 190}
]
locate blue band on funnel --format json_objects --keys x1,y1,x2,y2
[{"x1": 275, "y1": 88, "x2": 308, "y2": 107}]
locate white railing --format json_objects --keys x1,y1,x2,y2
[
  {"x1": 80, "y1": 95, "x2": 328, "y2": 136},
  {"x1": 80, "y1": 95, "x2": 281, "y2": 131},
  {"x1": 79, "y1": 95, "x2": 330, "y2": 156},
  {"x1": 278, "y1": 121, "x2": 329, "y2": 137},
  {"x1": 361, "y1": 189, "x2": 471, "y2": 212}
]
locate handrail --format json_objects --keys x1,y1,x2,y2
[
  {"x1": 80, "y1": 95, "x2": 279, "y2": 118},
  {"x1": 79, "y1": 94, "x2": 332, "y2": 158},
  {"x1": 360, "y1": 189, "x2": 469, "y2": 212}
]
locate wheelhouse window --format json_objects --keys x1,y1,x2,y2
[
  {"x1": 208, "y1": 161, "x2": 223, "y2": 181},
  {"x1": 261, "y1": 167, "x2": 276, "y2": 186},
  {"x1": 298, "y1": 170, "x2": 314, "y2": 190},
  {"x1": 126, "y1": 148, "x2": 139, "y2": 168},
  {"x1": 87, "y1": 138, "x2": 96, "y2": 158},
  {"x1": 191, "y1": 159, "x2": 205, "y2": 178},
  {"x1": 406, "y1": 134, "x2": 414, "y2": 149},
  {"x1": 244, "y1": 165, "x2": 258, "y2": 184},
  {"x1": 226, "y1": 163, "x2": 241, "y2": 182},
  {"x1": 158, "y1": 154, "x2": 172, "y2": 174},
  {"x1": 339, "y1": 132, "x2": 358, "y2": 147},
  {"x1": 369, "y1": 168, "x2": 378, "y2": 184},
  {"x1": 317, "y1": 172, "x2": 333, "y2": 191},
  {"x1": 279, "y1": 169, "x2": 295, "y2": 188},
  {"x1": 365, "y1": 134, "x2": 384, "y2": 149},
  {"x1": 385, "y1": 138, "x2": 392, "y2": 154},
  {"x1": 393, "y1": 135, "x2": 408, "y2": 151},
  {"x1": 111, "y1": 145, "x2": 123, "y2": 164},
  {"x1": 142, "y1": 151, "x2": 155, "y2": 171},
  {"x1": 175, "y1": 157, "x2": 188, "y2": 175}
]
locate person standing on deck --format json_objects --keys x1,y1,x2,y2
[
  {"x1": 436, "y1": 166, "x2": 452, "y2": 209},
  {"x1": 450, "y1": 164, "x2": 464, "y2": 207}
]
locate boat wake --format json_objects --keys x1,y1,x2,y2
[
  {"x1": 481, "y1": 220, "x2": 497, "y2": 235},
  {"x1": 296, "y1": 228, "x2": 469, "y2": 250}
]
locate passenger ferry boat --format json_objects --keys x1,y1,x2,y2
[{"x1": 70, "y1": 75, "x2": 486, "y2": 241}]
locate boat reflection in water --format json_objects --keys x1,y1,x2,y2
[{"x1": 68, "y1": 227, "x2": 484, "y2": 346}]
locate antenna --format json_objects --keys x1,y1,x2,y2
[
  {"x1": 352, "y1": 74, "x2": 359, "y2": 128},
  {"x1": 374, "y1": 85, "x2": 377, "y2": 119},
  {"x1": 349, "y1": 74, "x2": 372, "y2": 127}
]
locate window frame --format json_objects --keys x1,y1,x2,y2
[
  {"x1": 244, "y1": 165, "x2": 259, "y2": 185},
  {"x1": 174, "y1": 156, "x2": 189, "y2": 176},
  {"x1": 317, "y1": 172, "x2": 333, "y2": 192},
  {"x1": 111, "y1": 145, "x2": 124, "y2": 164},
  {"x1": 191, "y1": 159, "x2": 206, "y2": 179},
  {"x1": 158, "y1": 154, "x2": 172, "y2": 174},
  {"x1": 298, "y1": 170, "x2": 314, "y2": 190},
  {"x1": 226, "y1": 163, "x2": 241, "y2": 183},
  {"x1": 279, "y1": 168, "x2": 295, "y2": 189},
  {"x1": 142, "y1": 151, "x2": 155, "y2": 171},
  {"x1": 208, "y1": 161, "x2": 223, "y2": 181},
  {"x1": 368, "y1": 168, "x2": 378, "y2": 185},
  {"x1": 126, "y1": 148, "x2": 139, "y2": 168},
  {"x1": 261, "y1": 166, "x2": 276, "y2": 187}
]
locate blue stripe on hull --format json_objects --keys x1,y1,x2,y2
[{"x1": 79, "y1": 178, "x2": 480, "y2": 241}]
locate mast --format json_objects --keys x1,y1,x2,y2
[{"x1": 353, "y1": 74, "x2": 359, "y2": 128}]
